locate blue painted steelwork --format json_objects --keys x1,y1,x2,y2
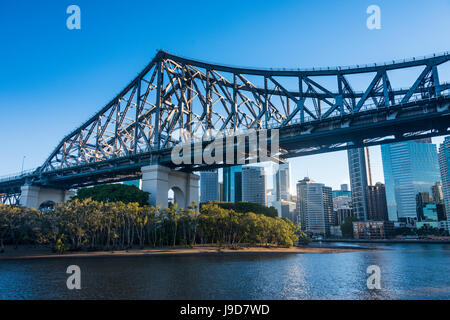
[{"x1": 1, "y1": 51, "x2": 449, "y2": 204}]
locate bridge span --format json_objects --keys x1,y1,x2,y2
[{"x1": 1, "y1": 51, "x2": 449, "y2": 208}]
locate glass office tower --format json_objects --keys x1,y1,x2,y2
[
  {"x1": 242, "y1": 166, "x2": 267, "y2": 206},
  {"x1": 381, "y1": 139, "x2": 440, "y2": 222},
  {"x1": 200, "y1": 170, "x2": 219, "y2": 203},
  {"x1": 438, "y1": 137, "x2": 450, "y2": 221},
  {"x1": 223, "y1": 165, "x2": 242, "y2": 202},
  {"x1": 274, "y1": 162, "x2": 291, "y2": 201}
]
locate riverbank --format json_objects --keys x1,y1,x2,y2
[
  {"x1": 0, "y1": 244, "x2": 367, "y2": 260},
  {"x1": 315, "y1": 239, "x2": 450, "y2": 244}
]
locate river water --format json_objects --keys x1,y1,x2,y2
[{"x1": 0, "y1": 243, "x2": 449, "y2": 300}]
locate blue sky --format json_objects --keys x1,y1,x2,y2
[{"x1": 0, "y1": 0, "x2": 449, "y2": 190}]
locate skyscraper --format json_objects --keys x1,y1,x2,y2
[
  {"x1": 273, "y1": 162, "x2": 291, "y2": 201},
  {"x1": 242, "y1": 166, "x2": 266, "y2": 206},
  {"x1": 218, "y1": 182, "x2": 224, "y2": 202},
  {"x1": 381, "y1": 139, "x2": 441, "y2": 222},
  {"x1": 323, "y1": 186, "x2": 333, "y2": 231},
  {"x1": 296, "y1": 177, "x2": 332, "y2": 235},
  {"x1": 200, "y1": 170, "x2": 219, "y2": 203},
  {"x1": 438, "y1": 137, "x2": 450, "y2": 225},
  {"x1": 223, "y1": 165, "x2": 242, "y2": 202},
  {"x1": 431, "y1": 181, "x2": 444, "y2": 204},
  {"x1": 366, "y1": 183, "x2": 389, "y2": 221},
  {"x1": 347, "y1": 147, "x2": 372, "y2": 221}
]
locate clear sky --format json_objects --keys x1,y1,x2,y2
[{"x1": 0, "y1": 0, "x2": 449, "y2": 191}]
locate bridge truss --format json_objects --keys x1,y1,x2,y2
[{"x1": 1, "y1": 50, "x2": 449, "y2": 199}]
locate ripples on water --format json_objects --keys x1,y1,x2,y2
[{"x1": 0, "y1": 243, "x2": 449, "y2": 300}]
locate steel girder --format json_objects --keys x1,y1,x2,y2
[
  {"x1": 0, "y1": 50, "x2": 443, "y2": 190},
  {"x1": 0, "y1": 190, "x2": 21, "y2": 206},
  {"x1": 36, "y1": 51, "x2": 450, "y2": 175}
]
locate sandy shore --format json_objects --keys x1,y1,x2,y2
[{"x1": 0, "y1": 244, "x2": 365, "y2": 260}]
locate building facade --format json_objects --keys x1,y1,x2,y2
[
  {"x1": 353, "y1": 221, "x2": 394, "y2": 239},
  {"x1": 438, "y1": 137, "x2": 450, "y2": 229},
  {"x1": 296, "y1": 177, "x2": 332, "y2": 235},
  {"x1": 273, "y1": 162, "x2": 291, "y2": 201},
  {"x1": 347, "y1": 147, "x2": 372, "y2": 221},
  {"x1": 200, "y1": 170, "x2": 219, "y2": 203},
  {"x1": 242, "y1": 166, "x2": 267, "y2": 206},
  {"x1": 223, "y1": 165, "x2": 242, "y2": 202},
  {"x1": 381, "y1": 139, "x2": 441, "y2": 222},
  {"x1": 366, "y1": 182, "x2": 389, "y2": 221},
  {"x1": 431, "y1": 181, "x2": 444, "y2": 205}
]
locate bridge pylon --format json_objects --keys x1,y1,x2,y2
[
  {"x1": 19, "y1": 185, "x2": 75, "y2": 209},
  {"x1": 141, "y1": 165, "x2": 199, "y2": 209}
]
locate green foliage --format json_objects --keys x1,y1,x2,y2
[
  {"x1": 341, "y1": 216, "x2": 359, "y2": 238},
  {"x1": 0, "y1": 201, "x2": 304, "y2": 252},
  {"x1": 74, "y1": 184, "x2": 150, "y2": 206},
  {"x1": 202, "y1": 201, "x2": 278, "y2": 218},
  {"x1": 297, "y1": 230, "x2": 312, "y2": 245}
]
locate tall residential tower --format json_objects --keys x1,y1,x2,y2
[{"x1": 347, "y1": 147, "x2": 372, "y2": 221}]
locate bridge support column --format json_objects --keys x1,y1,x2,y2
[
  {"x1": 19, "y1": 185, "x2": 75, "y2": 209},
  {"x1": 141, "y1": 165, "x2": 200, "y2": 209}
]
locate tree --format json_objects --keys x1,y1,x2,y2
[
  {"x1": 74, "y1": 184, "x2": 150, "y2": 206},
  {"x1": 341, "y1": 216, "x2": 359, "y2": 238},
  {"x1": 202, "y1": 201, "x2": 278, "y2": 218},
  {"x1": 0, "y1": 201, "x2": 303, "y2": 252}
]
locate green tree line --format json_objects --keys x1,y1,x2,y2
[
  {"x1": 202, "y1": 201, "x2": 278, "y2": 218},
  {"x1": 0, "y1": 200, "x2": 308, "y2": 253}
]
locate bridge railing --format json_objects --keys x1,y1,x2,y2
[
  {"x1": 266, "y1": 92, "x2": 450, "y2": 129},
  {"x1": 0, "y1": 168, "x2": 37, "y2": 183}
]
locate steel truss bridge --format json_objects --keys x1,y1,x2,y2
[{"x1": 1, "y1": 50, "x2": 450, "y2": 205}]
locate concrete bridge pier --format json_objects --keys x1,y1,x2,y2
[
  {"x1": 141, "y1": 165, "x2": 199, "y2": 209},
  {"x1": 19, "y1": 185, "x2": 75, "y2": 209}
]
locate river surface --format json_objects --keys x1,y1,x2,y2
[{"x1": 0, "y1": 243, "x2": 449, "y2": 299}]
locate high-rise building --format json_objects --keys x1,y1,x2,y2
[
  {"x1": 335, "y1": 208, "x2": 354, "y2": 225},
  {"x1": 340, "y1": 184, "x2": 349, "y2": 191},
  {"x1": 323, "y1": 186, "x2": 333, "y2": 230},
  {"x1": 200, "y1": 170, "x2": 219, "y2": 203},
  {"x1": 218, "y1": 182, "x2": 224, "y2": 202},
  {"x1": 296, "y1": 177, "x2": 332, "y2": 235},
  {"x1": 272, "y1": 200, "x2": 297, "y2": 221},
  {"x1": 333, "y1": 196, "x2": 352, "y2": 210},
  {"x1": 242, "y1": 166, "x2": 266, "y2": 206},
  {"x1": 273, "y1": 162, "x2": 291, "y2": 201},
  {"x1": 381, "y1": 139, "x2": 440, "y2": 222},
  {"x1": 366, "y1": 183, "x2": 389, "y2": 221},
  {"x1": 223, "y1": 166, "x2": 242, "y2": 202},
  {"x1": 332, "y1": 195, "x2": 352, "y2": 226},
  {"x1": 431, "y1": 182, "x2": 444, "y2": 204},
  {"x1": 332, "y1": 188, "x2": 352, "y2": 199},
  {"x1": 438, "y1": 137, "x2": 450, "y2": 228},
  {"x1": 416, "y1": 192, "x2": 431, "y2": 221},
  {"x1": 347, "y1": 147, "x2": 372, "y2": 221}
]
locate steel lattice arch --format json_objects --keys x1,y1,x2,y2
[{"x1": 1, "y1": 50, "x2": 450, "y2": 204}]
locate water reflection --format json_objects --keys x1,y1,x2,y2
[{"x1": 0, "y1": 244, "x2": 449, "y2": 300}]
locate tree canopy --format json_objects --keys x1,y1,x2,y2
[
  {"x1": 340, "y1": 216, "x2": 359, "y2": 238},
  {"x1": 0, "y1": 201, "x2": 306, "y2": 253},
  {"x1": 74, "y1": 184, "x2": 150, "y2": 206},
  {"x1": 202, "y1": 201, "x2": 278, "y2": 218}
]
